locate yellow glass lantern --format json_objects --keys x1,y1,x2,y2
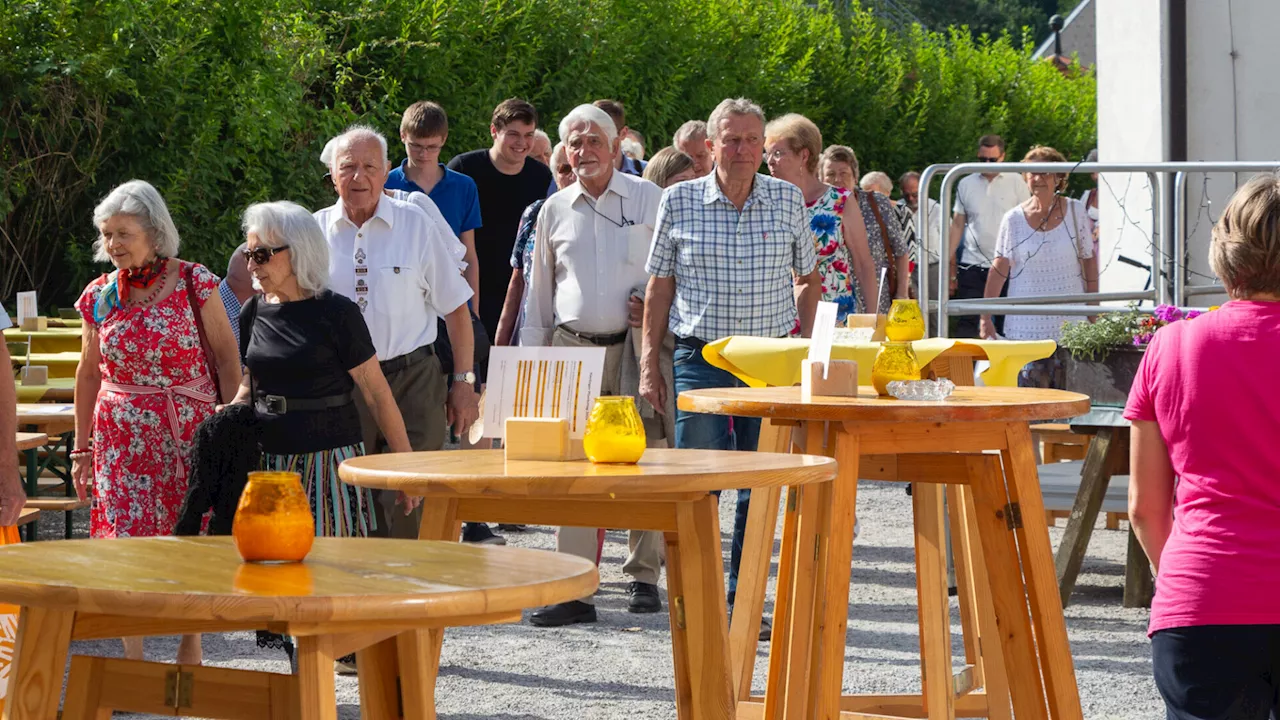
[
  {"x1": 885, "y1": 299, "x2": 926, "y2": 342},
  {"x1": 582, "y1": 396, "x2": 647, "y2": 464},
  {"x1": 872, "y1": 342, "x2": 921, "y2": 396},
  {"x1": 232, "y1": 471, "x2": 315, "y2": 563}
]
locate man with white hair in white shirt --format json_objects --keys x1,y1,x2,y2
[
  {"x1": 521, "y1": 103, "x2": 666, "y2": 626},
  {"x1": 316, "y1": 125, "x2": 478, "y2": 540}
]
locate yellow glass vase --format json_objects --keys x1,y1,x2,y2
[
  {"x1": 583, "y1": 396, "x2": 647, "y2": 464},
  {"x1": 232, "y1": 471, "x2": 315, "y2": 563},
  {"x1": 872, "y1": 342, "x2": 921, "y2": 396},
  {"x1": 885, "y1": 299, "x2": 926, "y2": 342}
]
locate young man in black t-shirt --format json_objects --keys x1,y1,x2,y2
[{"x1": 447, "y1": 98, "x2": 553, "y2": 344}]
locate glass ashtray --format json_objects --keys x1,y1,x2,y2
[{"x1": 886, "y1": 378, "x2": 955, "y2": 401}]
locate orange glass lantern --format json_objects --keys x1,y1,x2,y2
[
  {"x1": 582, "y1": 396, "x2": 647, "y2": 464},
  {"x1": 885, "y1": 299, "x2": 926, "y2": 342},
  {"x1": 872, "y1": 342, "x2": 921, "y2": 396},
  {"x1": 232, "y1": 471, "x2": 315, "y2": 563}
]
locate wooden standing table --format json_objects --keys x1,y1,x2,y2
[
  {"x1": 0, "y1": 536, "x2": 597, "y2": 719},
  {"x1": 340, "y1": 448, "x2": 838, "y2": 720},
  {"x1": 678, "y1": 386, "x2": 1091, "y2": 720}
]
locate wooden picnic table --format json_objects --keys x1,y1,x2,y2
[
  {"x1": 13, "y1": 377, "x2": 75, "y2": 403},
  {"x1": 4, "y1": 326, "x2": 83, "y2": 354},
  {"x1": 1, "y1": 536, "x2": 597, "y2": 719},
  {"x1": 9, "y1": 351, "x2": 80, "y2": 379},
  {"x1": 678, "y1": 385, "x2": 1092, "y2": 720},
  {"x1": 340, "y1": 447, "x2": 838, "y2": 720}
]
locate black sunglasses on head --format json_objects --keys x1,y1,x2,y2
[{"x1": 242, "y1": 246, "x2": 290, "y2": 265}]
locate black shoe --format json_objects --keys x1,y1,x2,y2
[
  {"x1": 729, "y1": 605, "x2": 772, "y2": 642},
  {"x1": 627, "y1": 582, "x2": 662, "y2": 613},
  {"x1": 496, "y1": 524, "x2": 528, "y2": 532},
  {"x1": 529, "y1": 600, "x2": 597, "y2": 627},
  {"x1": 462, "y1": 523, "x2": 507, "y2": 545}
]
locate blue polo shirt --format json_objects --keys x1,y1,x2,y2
[{"x1": 386, "y1": 161, "x2": 482, "y2": 237}]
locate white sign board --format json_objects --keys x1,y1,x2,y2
[
  {"x1": 807, "y1": 301, "x2": 839, "y2": 379},
  {"x1": 483, "y1": 346, "x2": 606, "y2": 440},
  {"x1": 15, "y1": 292, "x2": 36, "y2": 325}
]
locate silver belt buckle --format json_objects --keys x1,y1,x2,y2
[{"x1": 264, "y1": 395, "x2": 287, "y2": 414}]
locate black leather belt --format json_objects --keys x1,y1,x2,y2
[
  {"x1": 256, "y1": 391, "x2": 353, "y2": 415},
  {"x1": 379, "y1": 344, "x2": 435, "y2": 375},
  {"x1": 558, "y1": 326, "x2": 627, "y2": 346}
]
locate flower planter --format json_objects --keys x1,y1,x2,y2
[{"x1": 1055, "y1": 346, "x2": 1145, "y2": 408}]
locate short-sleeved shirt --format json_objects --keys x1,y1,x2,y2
[
  {"x1": 241, "y1": 293, "x2": 375, "y2": 455},
  {"x1": 954, "y1": 173, "x2": 1031, "y2": 268},
  {"x1": 447, "y1": 150, "x2": 553, "y2": 339},
  {"x1": 646, "y1": 172, "x2": 816, "y2": 341},
  {"x1": 0, "y1": 312, "x2": 10, "y2": 331},
  {"x1": 218, "y1": 279, "x2": 242, "y2": 347},
  {"x1": 994, "y1": 199, "x2": 1093, "y2": 341},
  {"x1": 1123, "y1": 300, "x2": 1280, "y2": 635},
  {"x1": 385, "y1": 161, "x2": 482, "y2": 238},
  {"x1": 855, "y1": 189, "x2": 912, "y2": 314}
]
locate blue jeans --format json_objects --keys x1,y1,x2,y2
[{"x1": 673, "y1": 337, "x2": 761, "y2": 605}]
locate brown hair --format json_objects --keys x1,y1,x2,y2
[
  {"x1": 819, "y1": 145, "x2": 859, "y2": 180},
  {"x1": 491, "y1": 98, "x2": 538, "y2": 130},
  {"x1": 643, "y1": 147, "x2": 695, "y2": 188},
  {"x1": 1210, "y1": 173, "x2": 1280, "y2": 299},
  {"x1": 978, "y1": 134, "x2": 1006, "y2": 153},
  {"x1": 764, "y1": 113, "x2": 823, "y2": 174},
  {"x1": 1021, "y1": 145, "x2": 1068, "y2": 192},
  {"x1": 400, "y1": 101, "x2": 449, "y2": 139},
  {"x1": 593, "y1": 99, "x2": 626, "y2": 131}
]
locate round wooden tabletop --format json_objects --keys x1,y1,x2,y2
[
  {"x1": 0, "y1": 537, "x2": 598, "y2": 623},
  {"x1": 339, "y1": 448, "x2": 837, "y2": 496},
  {"x1": 677, "y1": 385, "x2": 1091, "y2": 424}
]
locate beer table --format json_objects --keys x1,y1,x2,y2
[
  {"x1": 0, "y1": 536, "x2": 597, "y2": 719},
  {"x1": 4, "y1": 326, "x2": 83, "y2": 354},
  {"x1": 678, "y1": 386, "x2": 1091, "y2": 720},
  {"x1": 340, "y1": 448, "x2": 838, "y2": 720}
]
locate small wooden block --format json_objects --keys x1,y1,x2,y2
[
  {"x1": 20, "y1": 317, "x2": 48, "y2": 331},
  {"x1": 844, "y1": 313, "x2": 886, "y2": 341},
  {"x1": 20, "y1": 365, "x2": 49, "y2": 386},
  {"x1": 800, "y1": 359, "x2": 859, "y2": 401},
  {"x1": 504, "y1": 417, "x2": 585, "y2": 461}
]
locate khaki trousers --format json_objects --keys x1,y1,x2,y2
[
  {"x1": 356, "y1": 350, "x2": 447, "y2": 540},
  {"x1": 553, "y1": 327, "x2": 664, "y2": 602}
]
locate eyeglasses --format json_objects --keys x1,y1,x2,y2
[
  {"x1": 242, "y1": 246, "x2": 290, "y2": 265},
  {"x1": 976, "y1": 157, "x2": 1000, "y2": 163}
]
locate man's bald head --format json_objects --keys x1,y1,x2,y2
[{"x1": 226, "y1": 242, "x2": 255, "y2": 303}]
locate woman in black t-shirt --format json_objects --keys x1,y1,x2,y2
[{"x1": 227, "y1": 201, "x2": 414, "y2": 539}]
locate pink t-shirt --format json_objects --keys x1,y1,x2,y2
[{"x1": 1124, "y1": 300, "x2": 1280, "y2": 635}]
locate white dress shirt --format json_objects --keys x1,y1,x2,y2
[
  {"x1": 954, "y1": 173, "x2": 1031, "y2": 267},
  {"x1": 521, "y1": 170, "x2": 662, "y2": 346},
  {"x1": 317, "y1": 195, "x2": 473, "y2": 360},
  {"x1": 386, "y1": 189, "x2": 468, "y2": 273}
]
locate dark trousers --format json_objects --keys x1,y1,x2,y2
[
  {"x1": 672, "y1": 336, "x2": 760, "y2": 605},
  {"x1": 951, "y1": 264, "x2": 1008, "y2": 338},
  {"x1": 1152, "y1": 625, "x2": 1280, "y2": 720}
]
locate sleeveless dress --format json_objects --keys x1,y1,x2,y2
[
  {"x1": 806, "y1": 186, "x2": 860, "y2": 324},
  {"x1": 75, "y1": 261, "x2": 220, "y2": 538}
]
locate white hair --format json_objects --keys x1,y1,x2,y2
[
  {"x1": 557, "y1": 104, "x2": 618, "y2": 145},
  {"x1": 706, "y1": 98, "x2": 765, "y2": 142},
  {"x1": 672, "y1": 120, "x2": 708, "y2": 147},
  {"x1": 621, "y1": 137, "x2": 644, "y2": 161},
  {"x1": 321, "y1": 125, "x2": 389, "y2": 172},
  {"x1": 534, "y1": 129, "x2": 550, "y2": 145},
  {"x1": 551, "y1": 141, "x2": 567, "y2": 165},
  {"x1": 241, "y1": 201, "x2": 330, "y2": 295},
  {"x1": 92, "y1": 180, "x2": 181, "y2": 262},
  {"x1": 860, "y1": 171, "x2": 893, "y2": 196}
]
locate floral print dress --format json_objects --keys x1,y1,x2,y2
[
  {"x1": 807, "y1": 186, "x2": 860, "y2": 322},
  {"x1": 75, "y1": 261, "x2": 220, "y2": 538}
]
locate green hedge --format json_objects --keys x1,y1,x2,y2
[{"x1": 1, "y1": 0, "x2": 1095, "y2": 306}]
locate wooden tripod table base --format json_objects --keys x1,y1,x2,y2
[
  {"x1": 678, "y1": 386, "x2": 1092, "y2": 720},
  {"x1": 0, "y1": 537, "x2": 597, "y2": 720},
  {"x1": 339, "y1": 448, "x2": 838, "y2": 720}
]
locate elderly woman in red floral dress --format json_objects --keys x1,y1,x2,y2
[{"x1": 71, "y1": 180, "x2": 241, "y2": 665}]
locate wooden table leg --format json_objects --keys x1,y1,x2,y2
[
  {"x1": 762, "y1": 485, "x2": 802, "y2": 720},
  {"x1": 357, "y1": 633, "x2": 402, "y2": 720},
  {"x1": 913, "y1": 481, "x2": 955, "y2": 720},
  {"x1": 397, "y1": 629, "x2": 439, "y2": 720},
  {"x1": 296, "y1": 635, "x2": 338, "y2": 720},
  {"x1": 953, "y1": 486, "x2": 1012, "y2": 720},
  {"x1": 946, "y1": 485, "x2": 983, "y2": 688},
  {"x1": 809, "y1": 427, "x2": 858, "y2": 720},
  {"x1": 664, "y1": 529, "x2": 694, "y2": 720},
  {"x1": 57, "y1": 656, "x2": 110, "y2": 720},
  {"x1": 5, "y1": 606, "x2": 74, "y2": 720},
  {"x1": 1053, "y1": 427, "x2": 1115, "y2": 607},
  {"x1": 781, "y1": 480, "x2": 822, "y2": 720},
  {"x1": 1123, "y1": 529, "x2": 1154, "y2": 609},
  {"x1": 674, "y1": 494, "x2": 735, "y2": 720},
  {"x1": 1003, "y1": 424, "x2": 1083, "y2": 720}
]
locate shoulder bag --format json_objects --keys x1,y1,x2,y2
[{"x1": 184, "y1": 263, "x2": 224, "y2": 403}]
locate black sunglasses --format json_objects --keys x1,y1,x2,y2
[
  {"x1": 242, "y1": 245, "x2": 290, "y2": 265},
  {"x1": 976, "y1": 157, "x2": 999, "y2": 163}
]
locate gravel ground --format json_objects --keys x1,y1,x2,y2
[{"x1": 40, "y1": 479, "x2": 1161, "y2": 719}]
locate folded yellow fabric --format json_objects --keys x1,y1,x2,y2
[{"x1": 702, "y1": 337, "x2": 1056, "y2": 388}]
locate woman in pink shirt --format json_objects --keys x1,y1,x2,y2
[{"x1": 1126, "y1": 173, "x2": 1280, "y2": 720}]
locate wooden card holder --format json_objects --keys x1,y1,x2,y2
[
  {"x1": 20, "y1": 316, "x2": 48, "y2": 331},
  {"x1": 20, "y1": 365, "x2": 49, "y2": 386},
  {"x1": 800, "y1": 359, "x2": 859, "y2": 401},
  {"x1": 844, "y1": 313, "x2": 885, "y2": 341},
  {"x1": 504, "y1": 417, "x2": 586, "y2": 461}
]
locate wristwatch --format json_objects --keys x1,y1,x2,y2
[{"x1": 450, "y1": 371, "x2": 477, "y2": 386}]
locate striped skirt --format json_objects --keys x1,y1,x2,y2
[{"x1": 260, "y1": 443, "x2": 377, "y2": 538}]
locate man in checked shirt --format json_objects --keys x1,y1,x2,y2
[{"x1": 640, "y1": 97, "x2": 821, "y2": 641}]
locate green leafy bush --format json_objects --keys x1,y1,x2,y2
[{"x1": 1, "y1": 0, "x2": 1096, "y2": 306}]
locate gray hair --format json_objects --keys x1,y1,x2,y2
[
  {"x1": 321, "y1": 125, "x2": 389, "y2": 173},
  {"x1": 92, "y1": 180, "x2": 181, "y2": 262},
  {"x1": 706, "y1": 98, "x2": 765, "y2": 142},
  {"x1": 558, "y1": 104, "x2": 618, "y2": 145},
  {"x1": 860, "y1": 171, "x2": 893, "y2": 196},
  {"x1": 241, "y1": 201, "x2": 330, "y2": 295},
  {"x1": 672, "y1": 120, "x2": 708, "y2": 147},
  {"x1": 534, "y1": 129, "x2": 551, "y2": 145},
  {"x1": 551, "y1": 141, "x2": 567, "y2": 165},
  {"x1": 620, "y1": 137, "x2": 644, "y2": 161}
]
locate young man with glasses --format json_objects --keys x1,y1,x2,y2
[{"x1": 946, "y1": 134, "x2": 1030, "y2": 337}]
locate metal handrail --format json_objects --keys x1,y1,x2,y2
[
  {"x1": 914, "y1": 163, "x2": 957, "y2": 337},
  {"x1": 946, "y1": 302, "x2": 1135, "y2": 316},
  {"x1": 955, "y1": 290, "x2": 1154, "y2": 306}
]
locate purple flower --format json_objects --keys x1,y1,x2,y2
[
  {"x1": 1153, "y1": 304, "x2": 1183, "y2": 322},
  {"x1": 1185, "y1": 310, "x2": 1202, "y2": 320}
]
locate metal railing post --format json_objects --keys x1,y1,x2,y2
[
  {"x1": 916, "y1": 163, "x2": 956, "y2": 338},
  {"x1": 1173, "y1": 171, "x2": 1189, "y2": 306}
]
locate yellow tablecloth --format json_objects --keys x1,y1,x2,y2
[
  {"x1": 9, "y1": 352, "x2": 80, "y2": 379},
  {"x1": 14, "y1": 377, "x2": 76, "y2": 403},
  {"x1": 702, "y1": 337, "x2": 1057, "y2": 388},
  {"x1": 4, "y1": 327, "x2": 83, "y2": 354}
]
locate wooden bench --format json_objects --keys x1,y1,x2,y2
[{"x1": 1040, "y1": 461, "x2": 1128, "y2": 525}]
